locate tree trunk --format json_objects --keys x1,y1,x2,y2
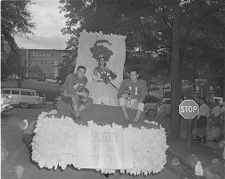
[
  {"x1": 171, "y1": 4, "x2": 180, "y2": 138},
  {"x1": 16, "y1": 78, "x2": 23, "y2": 88},
  {"x1": 223, "y1": 57, "x2": 225, "y2": 99}
]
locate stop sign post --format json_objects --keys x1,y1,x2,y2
[{"x1": 179, "y1": 100, "x2": 199, "y2": 147}]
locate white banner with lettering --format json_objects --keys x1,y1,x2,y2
[{"x1": 77, "y1": 127, "x2": 133, "y2": 169}]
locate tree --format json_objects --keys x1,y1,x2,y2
[
  {"x1": 59, "y1": 0, "x2": 225, "y2": 138},
  {"x1": 5, "y1": 50, "x2": 27, "y2": 87},
  {"x1": 59, "y1": 0, "x2": 160, "y2": 51},
  {"x1": 179, "y1": 0, "x2": 225, "y2": 98},
  {"x1": 28, "y1": 64, "x2": 42, "y2": 79},
  {"x1": 1, "y1": 0, "x2": 34, "y2": 51},
  {"x1": 57, "y1": 52, "x2": 77, "y2": 85},
  {"x1": 1, "y1": 0, "x2": 34, "y2": 85}
]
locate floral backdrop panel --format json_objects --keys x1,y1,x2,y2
[{"x1": 75, "y1": 30, "x2": 126, "y2": 89}]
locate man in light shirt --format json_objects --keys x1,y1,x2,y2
[
  {"x1": 210, "y1": 100, "x2": 222, "y2": 141},
  {"x1": 221, "y1": 102, "x2": 225, "y2": 139},
  {"x1": 198, "y1": 98, "x2": 210, "y2": 119},
  {"x1": 211, "y1": 100, "x2": 221, "y2": 118},
  {"x1": 196, "y1": 98, "x2": 210, "y2": 143}
]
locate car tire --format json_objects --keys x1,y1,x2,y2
[{"x1": 20, "y1": 102, "x2": 29, "y2": 109}]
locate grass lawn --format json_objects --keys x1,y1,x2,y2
[{"x1": 1, "y1": 79, "x2": 60, "y2": 101}]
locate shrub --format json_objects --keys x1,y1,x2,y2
[{"x1": 37, "y1": 89, "x2": 60, "y2": 102}]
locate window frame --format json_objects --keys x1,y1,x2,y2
[
  {"x1": 2, "y1": 89, "x2": 11, "y2": 94},
  {"x1": 21, "y1": 90, "x2": 33, "y2": 96},
  {"x1": 11, "y1": 90, "x2": 20, "y2": 95}
]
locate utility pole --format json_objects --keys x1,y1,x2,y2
[{"x1": 223, "y1": 54, "x2": 225, "y2": 99}]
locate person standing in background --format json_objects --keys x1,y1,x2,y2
[
  {"x1": 211, "y1": 100, "x2": 222, "y2": 141},
  {"x1": 221, "y1": 102, "x2": 225, "y2": 139},
  {"x1": 196, "y1": 98, "x2": 210, "y2": 143}
]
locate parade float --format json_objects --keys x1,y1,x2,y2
[{"x1": 31, "y1": 31, "x2": 168, "y2": 175}]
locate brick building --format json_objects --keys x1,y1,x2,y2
[{"x1": 20, "y1": 49, "x2": 71, "y2": 79}]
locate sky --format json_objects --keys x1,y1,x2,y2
[{"x1": 15, "y1": 0, "x2": 69, "y2": 50}]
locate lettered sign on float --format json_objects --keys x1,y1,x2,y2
[{"x1": 179, "y1": 100, "x2": 199, "y2": 119}]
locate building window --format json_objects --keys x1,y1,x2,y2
[
  {"x1": 29, "y1": 51, "x2": 35, "y2": 56},
  {"x1": 34, "y1": 51, "x2": 40, "y2": 56}
]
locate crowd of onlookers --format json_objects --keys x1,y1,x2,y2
[{"x1": 192, "y1": 97, "x2": 225, "y2": 145}]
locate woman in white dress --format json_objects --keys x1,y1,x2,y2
[{"x1": 88, "y1": 54, "x2": 119, "y2": 106}]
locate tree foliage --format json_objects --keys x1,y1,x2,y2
[
  {"x1": 5, "y1": 50, "x2": 27, "y2": 87},
  {"x1": 1, "y1": 0, "x2": 34, "y2": 54},
  {"x1": 59, "y1": 0, "x2": 160, "y2": 50},
  {"x1": 60, "y1": 0, "x2": 224, "y2": 57},
  {"x1": 59, "y1": 0, "x2": 225, "y2": 90},
  {"x1": 57, "y1": 52, "x2": 77, "y2": 85},
  {"x1": 1, "y1": 0, "x2": 34, "y2": 86}
]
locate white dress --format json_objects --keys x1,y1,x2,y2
[{"x1": 87, "y1": 67, "x2": 119, "y2": 106}]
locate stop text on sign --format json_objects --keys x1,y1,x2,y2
[{"x1": 179, "y1": 105, "x2": 198, "y2": 113}]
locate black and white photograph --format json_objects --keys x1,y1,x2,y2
[{"x1": 1, "y1": 0, "x2": 225, "y2": 178}]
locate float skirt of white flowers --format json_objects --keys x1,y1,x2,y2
[{"x1": 32, "y1": 111, "x2": 168, "y2": 176}]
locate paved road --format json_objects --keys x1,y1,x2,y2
[{"x1": 1, "y1": 106, "x2": 198, "y2": 179}]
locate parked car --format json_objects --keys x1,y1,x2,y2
[
  {"x1": 158, "y1": 98, "x2": 171, "y2": 117},
  {"x1": 144, "y1": 95, "x2": 161, "y2": 117},
  {"x1": 1, "y1": 88, "x2": 44, "y2": 108},
  {"x1": 158, "y1": 97, "x2": 186, "y2": 117},
  {"x1": 1, "y1": 94, "x2": 13, "y2": 113},
  {"x1": 45, "y1": 79, "x2": 57, "y2": 83}
]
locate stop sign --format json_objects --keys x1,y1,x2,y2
[{"x1": 179, "y1": 100, "x2": 199, "y2": 119}]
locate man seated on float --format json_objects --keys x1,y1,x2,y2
[
  {"x1": 59, "y1": 66, "x2": 88, "y2": 119},
  {"x1": 77, "y1": 87, "x2": 93, "y2": 112},
  {"x1": 118, "y1": 69, "x2": 147, "y2": 123}
]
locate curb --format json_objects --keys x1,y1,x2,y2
[{"x1": 167, "y1": 147, "x2": 222, "y2": 179}]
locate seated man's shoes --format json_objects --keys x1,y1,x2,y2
[
  {"x1": 132, "y1": 120, "x2": 140, "y2": 128},
  {"x1": 104, "y1": 173, "x2": 109, "y2": 177},
  {"x1": 124, "y1": 119, "x2": 130, "y2": 127},
  {"x1": 70, "y1": 113, "x2": 81, "y2": 121}
]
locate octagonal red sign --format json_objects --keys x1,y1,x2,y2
[{"x1": 179, "y1": 100, "x2": 199, "y2": 119}]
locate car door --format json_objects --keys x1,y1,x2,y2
[
  {"x1": 10, "y1": 89, "x2": 21, "y2": 105},
  {"x1": 21, "y1": 90, "x2": 35, "y2": 104},
  {"x1": 31, "y1": 91, "x2": 40, "y2": 104}
]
